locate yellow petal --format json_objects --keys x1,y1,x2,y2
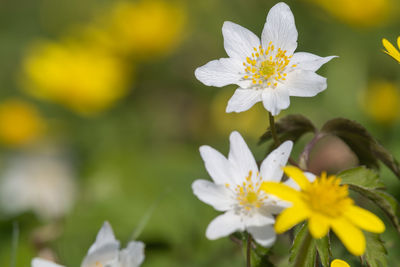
[
  {"x1": 382, "y1": 38, "x2": 400, "y2": 62},
  {"x1": 397, "y1": 36, "x2": 400, "y2": 50},
  {"x1": 309, "y1": 214, "x2": 330, "y2": 239},
  {"x1": 275, "y1": 205, "x2": 310, "y2": 234},
  {"x1": 344, "y1": 205, "x2": 385, "y2": 233},
  {"x1": 331, "y1": 259, "x2": 350, "y2": 267},
  {"x1": 331, "y1": 217, "x2": 366, "y2": 256},
  {"x1": 261, "y1": 182, "x2": 301, "y2": 203},
  {"x1": 282, "y1": 166, "x2": 310, "y2": 189}
]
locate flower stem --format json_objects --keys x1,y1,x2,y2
[
  {"x1": 246, "y1": 233, "x2": 252, "y2": 267},
  {"x1": 268, "y1": 112, "x2": 280, "y2": 147},
  {"x1": 294, "y1": 230, "x2": 313, "y2": 267},
  {"x1": 268, "y1": 112, "x2": 299, "y2": 168}
]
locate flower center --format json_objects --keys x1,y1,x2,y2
[
  {"x1": 226, "y1": 171, "x2": 267, "y2": 211},
  {"x1": 242, "y1": 42, "x2": 296, "y2": 88},
  {"x1": 301, "y1": 173, "x2": 353, "y2": 217}
]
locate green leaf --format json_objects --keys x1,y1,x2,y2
[
  {"x1": 348, "y1": 184, "x2": 400, "y2": 234},
  {"x1": 315, "y1": 235, "x2": 331, "y2": 267},
  {"x1": 289, "y1": 223, "x2": 316, "y2": 267},
  {"x1": 259, "y1": 114, "x2": 316, "y2": 145},
  {"x1": 364, "y1": 232, "x2": 388, "y2": 267},
  {"x1": 321, "y1": 118, "x2": 400, "y2": 179},
  {"x1": 337, "y1": 166, "x2": 385, "y2": 189}
]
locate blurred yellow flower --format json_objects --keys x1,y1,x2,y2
[
  {"x1": 382, "y1": 37, "x2": 400, "y2": 63},
  {"x1": 308, "y1": 0, "x2": 391, "y2": 27},
  {"x1": 22, "y1": 40, "x2": 129, "y2": 116},
  {"x1": 262, "y1": 167, "x2": 385, "y2": 256},
  {"x1": 210, "y1": 89, "x2": 268, "y2": 139},
  {"x1": 361, "y1": 81, "x2": 400, "y2": 124},
  {"x1": 0, "y1": 99, "x2": 45, "y2": 147},
  {"x1": 331, "y1": 259, "x2": 350, "y2": 267},
  {"x1": 107, "y1": 0, "x2": 186, "y2": 58}
]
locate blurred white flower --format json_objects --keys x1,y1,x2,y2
[
  {"x1": 195, "y1": 2, "x2": 336, "y2": 115},
  {"x1": 32, "y1": 221, "x2": 145, "y2": 267},
  {"x1": 81, "y1": 221, "x2": 145, "y2": 267},
  {"x1": 0, "y1": 147, "x2": 76, "y2": 220},
  {"x1": 192, "y1": 131, "x2": 293, "y2": 247}
]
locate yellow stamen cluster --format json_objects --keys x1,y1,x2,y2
[
  {"x1": 302, "y1": 173, "x2": 353, "y2": 217},
  {"x1": 227, "y1": 171, "x2": 267, "y2": 211},
  {"x1": 242, "y1": 42, "x2": 294, "y2": 87}
]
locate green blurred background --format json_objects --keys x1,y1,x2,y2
[{"x1": 0, "y1": 0, "x2": 400, "y2": 266}]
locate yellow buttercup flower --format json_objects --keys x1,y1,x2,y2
[
  {"x1": 331, "y1": 259, "x2": 350, "y2": 267},
  {"x1": 361, "y1": 81, "x2": 400, "y2": 124},
  {"x1": 382, "y1": 37, "x2": 400, "y2": 63},
  {"x1": 0, "y1": 99, "x2": 45, "y2": 147},
  {"x1": 107, "y1": 0, "x2": 186, "y2": 58},
  {"x1": 22, "y1": 40, "x2": 129, "y2": 116},
  {"x1": 307, "y1": 0, "x2": 391, "y2": 27},
  {"x1": 261, "y1": 166, "x2": 385, "y2": 256}
]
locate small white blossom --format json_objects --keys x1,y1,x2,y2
[
  {"x1": 195, "y1": 2, "x2": 336, "y2": 115},
  {"x1": 0, "y1": 147, "x2": 76, "y2": 220},
  {"x1": 192, "y1": 131, "x2": 293, "y2": 247},
  {"x1": 31, "y1": 222, "x2": 145, "y2": 267}
]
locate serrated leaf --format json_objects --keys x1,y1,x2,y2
[
  {"x1": 337, "y1": 167, "x2": 385, "y2": 189},
  {"x1": 364, "y1": 232, "x2": 388, "y2": 267},
  {"x1": 259, "y1": 114, "x2": 316, "y2": 145},
  {"x1": 348, "y1": 184, "x2": 400, "y2": 234},
  {"x1": 289, "y1": 223, "x2": 316, "y2": 267},
  {"x1": 321, "y1": 118, "x2": 400, "y2": 179},
  {"x1": 315, "y1": 235, "x2": 331, "y2": 267}
]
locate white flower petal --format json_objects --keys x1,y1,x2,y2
[
  {"x1": 283, "y1": 178, "x2": 300, "y2": 190},
  {"x1": 291, "y1": 52, "x2": 337, "y2": 72},
  {"x1": 195, "y1": 58, "x2": 244, "y2": 87},
  {"x1": 260, "y1": 140, "x2": 293, "y2": 182},
  {"x1": 192, "y1": 179, "x2": 234, "y2": 211},
  {"x1": 261, "y1": 87, "x2": 290, "y2": 116},
  {"x1": 305, "y1": 172, "x2": 316, "y2": 182},
  {"x1": 284, "y1": 70, "x2": 327, "y2": 97},
  {"x1": 82, "y1": 222, "x2": 120, "y2": 267},
  {"x1": 223, "y1": 21, "x2": 261, "y2": 60},
  {"x1": 226, "y1": 88, "x2": 262, "y2": 113},
  {"x1": 261, "y1": 2, "x2": 298, "y2": 55},
  {"x1": 87, "y1": 221, "x2": 119, "y2": 254},
  {"x1": 247, "y1": 225, "x2": 276, "y2": 247},
  {"x1": 120, "y1": 241, "x2": 145, "y2": 267},
  {"x1": 32, "y1": 258, "x2": 65, "y2": 267},
  {"x1": 228, "y1": 131, "x2": 258, "y2": 183},
  {"x1": 284, "y1": 172, "x2": 316, "y2": 190},
  {"x1": 199, "y1": 145, "x2": 234, "y2": 184},
  {"x1": 244, "y1": 212, "x2": 275, "y2": 227},
  {"x1": 206, "y1": 211, "x2": 244, "y2": 239}
]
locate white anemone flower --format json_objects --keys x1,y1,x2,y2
[
  {"x1": 0, "y1": 148, "x2": 76, "y2": 220},
  {"x1": 195, "y1": 2, "x2": 336, "y2": 115},
  {"x1": 31, "y1": 221, "x2": 145, "y2": 267},
  {"x1": 192, "y1": 131, "x2": 293, "y2": 247}
]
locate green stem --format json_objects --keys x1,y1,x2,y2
[
  {"x1": 10, "y1": 221, "x2": 19, "y2": 267},
  {"x1": 246, "y1": 233, "x2": 252, "y2": 267},
  {"x1": 268, "y1": 112, "x2": 280, "y2": 147},
  {"x1": 294, "y1": 230, "x2": 313, "y2": 267},
  {"x1": 268, "y1": 112, "x2": 299, "y2": 168}
]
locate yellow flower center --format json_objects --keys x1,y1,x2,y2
[
  {"x1": 242, "y1": 42, "x2": 296, "y2": 87},
  {"x1": 226, "y1": 171, "x2": 267, "y2": 211},
  {"x1": 301, "y1": 173, "x2": 353, "y2": 217}
]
